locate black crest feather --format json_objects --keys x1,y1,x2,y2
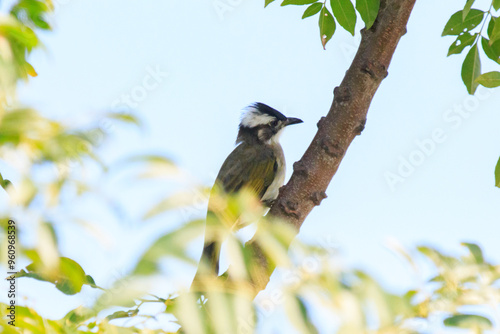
[{"x1": 251, "y1": 102, "x2": 287, "y2": 121}]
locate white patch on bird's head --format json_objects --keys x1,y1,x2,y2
[
  {"x1": 270, "y1": 127, "x2": 285, "y2": 144},
  {"x1": 240, "y1": 106, "x2": 276, "y2": 128}
]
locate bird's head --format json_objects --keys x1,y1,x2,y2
[{"x1": 236, "y1": 102, "x2": 303, "y2": 145}]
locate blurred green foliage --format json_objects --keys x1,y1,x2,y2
[{"x1": 0, "y1": 1, "x2": 499, "y2": 333}]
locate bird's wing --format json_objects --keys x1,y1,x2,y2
[
  {"x1": 215, "y1": 143, "x2": 277, "y2": 199},
  {"x1": 200, "y1": 144, "x2": 277, "y2": 275}
]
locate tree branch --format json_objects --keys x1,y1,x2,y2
[{"x1": 249, "y1": 0, "x2": 417, "y2": 291}]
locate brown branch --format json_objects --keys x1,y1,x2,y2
[{"x1": 248, "y1": 0, "x2": 417, "y2": 292}]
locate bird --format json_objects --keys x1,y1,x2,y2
[{"x1": 195, "y1": 102, "x2": 303, "y2": 280}]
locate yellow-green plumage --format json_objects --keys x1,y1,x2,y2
[
  {"x1": 217, "y1": 142, "x2": 278, "y2": 198},
  {"x1": 201, "y1": 142, "x2": 279, "y2": 274}
]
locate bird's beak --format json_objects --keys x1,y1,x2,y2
[{"x1": 284, "y1": 117, "x2": 303, "y2": 126}]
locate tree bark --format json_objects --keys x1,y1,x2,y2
[{"x1": 250, "y1": 0, "x2": 417, "y2": 291}]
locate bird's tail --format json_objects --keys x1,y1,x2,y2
[
  {"x1": 191, "y1": 216, "x2": 222, "y2": 291},
  {"x1": 200, "y1": 239, "x2": 220, "y2": 275},
  {"x1": 191, "y1": 241, "x2": 221, "y2": 291}
]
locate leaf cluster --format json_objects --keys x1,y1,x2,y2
[
  {"x1": 265, "y1": 0, "x2": 380, "y2": 49},
  {"x1": 443, "y1": 1, "x2": 500, "y2": 93}
]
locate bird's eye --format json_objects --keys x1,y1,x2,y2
[{"x1": 270, "y1": 120, "x2": 279, "y2": 127}]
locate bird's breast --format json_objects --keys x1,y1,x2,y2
[{"x1": 261, "y1": 150, "x2": 285, "y2": 203}]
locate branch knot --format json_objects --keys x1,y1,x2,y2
[
  {"x1": 320, "y1": 138, "x2": 344, "y2": 159},
  {"x1": 317, "y1": 117, "x2": 326, "y2": 129},
  {"x1": 354, "y1": 119, "x2": 367, "y2": 135},
  {"x1": 293, "y1": 161, "x2": 309, "y2": 177},
  {"x1": 279, "y1": 200, "x2": 300, "y2": 219},
  {"x1": 333, "y1": 86, "x2": 352, "y2": 105},
  {"x1": 361, "y1": 61, "x2": 388, "y2": 80},
  {"x1": 310, "y1": 192, "x2": 327, "y2": 206}
]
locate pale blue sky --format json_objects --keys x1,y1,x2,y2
[{"x1": 2, "y1": 0, "x2": 500, "y2": 332}]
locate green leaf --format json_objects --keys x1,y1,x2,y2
[
  {"x1": 463, "y1": 0, "x2": 475, "y2": 21},
  {"x1": 319, "y1": 7, "x2": 336, "y2": 49},
  {"x1": 2, "y1": 179, "x2": 13, "y2": 190},
  {"x1": 417, "y1": 246, "x2": 460, "y2": 267},
  {"x1": 281, "y1": 0, "x2": 318, "y2": 6},
  {"x1": 63, "y1": 306, "x2": 96, "y2": 325},
  {"x1": 10, "y1": 0, "x2": 53, "y2": 30},
  {"x1": 488, "y1": 16, "x2": 497, "y2": 37},
  {"x1": 444, "y1": 314, "x2": 493, "y2": 329},
  {"x1": 481, "y1": 37, "x2": 500, "y2": 63},
  {"x1": 489, "y1": 17, "x2": 500, "y2": 45},
  {"x1": 106, "y1": 309, "x2": 139, "y2": 321},
  {"x1": 0, "y1": 172, "x2": 12, "y2": 192},
  {"x1": 294, "y1": 297, "x2": 319, "y2": 334},
  {"x1": 24, "y1": 61, "x2": 37, "y2": 77},
  {"x1": 447, "y1": 32, "x2": 477, "y2": 56},
  {"x1": 265, "y1": 0, "x2": 276, "y2": 7},
  {"x1": 126, "y1": 154, "x2": 174, "y2": 165},
  {"x1": 461, "y1": 242, "x2": 484, "y2": 264},
  {"x1": 14, "y1": 257, "x2": 99, "y2": 295},
  {"x1": 494, "y1": 0, "x2": 500, "y2": 11},
  {"x1": 302, "y1": 3, "x2": 323, "y2": 19},
  {"x1": 356, "y1": 0, "x2": 379, "y2": 29},
  {"x1": 85, "y1": 275, "x2": 97, "y2": 287},
  {"x1": 461, "y1": 44, "x2": 481, "y2": 94},
  {"x1": 330, "y1": 0, "x2": 357, "y2": 35},
  {"x1": 105, "y1": 112, "x2": 141, "y2": 127},
  {"x1": 442, "y1": 10, "x2": 484, "y2": 36},
  {"x1": 475, "y1": 71, "x2": 500, "y2": 88},
  {"x1": 495, "y1": 157, "x2": 500, "y2": 188}
]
